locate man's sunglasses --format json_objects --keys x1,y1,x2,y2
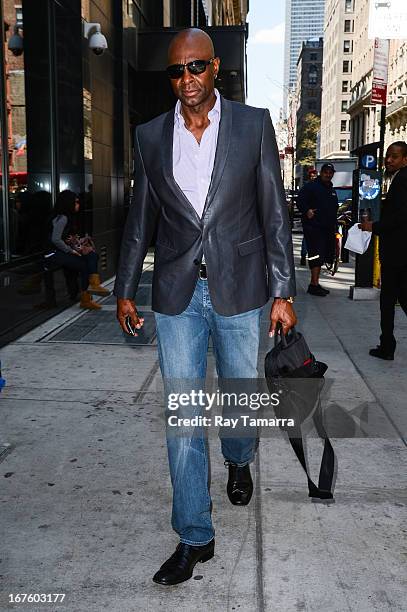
[{"x1": 166, "y1": 58, "x2": 215, "y2": 79}]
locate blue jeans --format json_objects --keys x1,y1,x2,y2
[{"x1": 154, "y1": 279, "x2": 261, "y2": 546}]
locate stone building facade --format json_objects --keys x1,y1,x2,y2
[{"x1": 320, "y1": 0, "x2": 355, "y2": 158}]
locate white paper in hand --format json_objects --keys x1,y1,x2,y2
[{"x1": 344, "y1": 223, "x2": 372, "y2": 254}]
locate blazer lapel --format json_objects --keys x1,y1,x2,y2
[
  {"x1": 202, "y1": 96, "x2": 232, "y2": 217},
  {"x1": 161, "y1": 110, "x2": 202, "y2": 225}
]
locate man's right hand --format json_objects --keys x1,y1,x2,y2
[
  {"x1": 306, "y1": 209, "x2": 316, "y2": 219},
  {"x1": 117, "y1": 298, "x2": 144, "y2": 336}
]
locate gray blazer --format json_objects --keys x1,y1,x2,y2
[{"x1": 114, "y1": 97, "x2": 296, "y2": 316}]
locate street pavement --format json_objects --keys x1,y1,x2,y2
[{"x1": 1, "y1": 239, "x2": 406, "y2": 612}]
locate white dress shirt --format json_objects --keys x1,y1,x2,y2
[{"x1": 173, "y1": 89, "x2": 221, "y2": 218}]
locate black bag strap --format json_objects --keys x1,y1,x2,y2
[
  {"x1": 271, "y1": 324, "x2": 335, "y2": 500},
  {"x1": 287, "y1": 394, "x2": 335, "y2": 500}
]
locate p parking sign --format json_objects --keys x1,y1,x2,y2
[{"x1": 361, "y1": 154, "x2": 377, "y2": 169}]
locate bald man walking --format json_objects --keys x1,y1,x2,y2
[{"x1": 114, "y1": 29, "x2": 296, "y2": 585}]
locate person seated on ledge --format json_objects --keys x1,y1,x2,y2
[{"x1": 48, "y1": 189, "x2": 109, "y2": 310}]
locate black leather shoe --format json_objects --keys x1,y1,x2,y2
[
  {"x1": 152, "y1": 540, "x2": 214, "y2": 586},
  {"x1": 318, "y1": 284, "x2": 330, "y2": 294},
  {"x1": 307, "y1": 284, "x2": 327, "y2": 297},
  {"x1": 369, "y1": 346, "x2": 394, "y2": 361},
  {"x1": 300, "y1": 255, "x2": 307, "y2": 266},
  {"x1": 225, "y1": 461, "x2": 253, "y2": 506}
]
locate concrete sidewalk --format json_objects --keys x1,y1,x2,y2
[{"x1": 1, "y1": 242, "x2": 406, "y2": 612}]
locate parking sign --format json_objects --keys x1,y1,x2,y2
[{"x1": 361, "y1": 155, "x2": 377, "y2": 169}]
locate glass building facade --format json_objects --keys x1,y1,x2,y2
[
  {"x1": 283, "y1": 0, "x2": 325, "y2": 112},
  {"x1": 0, "y1": 0, "x2": 134, "y2": 344},
  {"x1": 0, "y1": 0, "x2": 247, "y2": 345}
]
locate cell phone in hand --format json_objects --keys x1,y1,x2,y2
[{"x1": 125, "y1": 314, "x2": 138, "y2": 336}]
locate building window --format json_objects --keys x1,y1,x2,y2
[
  {"x1": 308, "y1": 65, "x2": 318, "y2": 86},
  {"x1": 343, "y1": 60, "x2": 350, "y2": 73},
  {"x1": 340, "y1": 139, "x2": 347, "y2": 151},
  {"x1": 344, "y1": 19, "x2": 353, "y2": 33},
  {"x1": 310, "y1": 52, "x2": 317, "y2": 61},
  {"x1": 345, "y1": 0, "x2": 354, "y2": 13},
  {"x1": 342, "y1": 80, "x2": 349, "y2": 93},
  {"x1": 130, "y1": 0, "x2": 163, "y2": 27},
  {"x1": 341, "y1": 100, "x2": 348, "y2": 112},
  {"x1": 343, "y1": 40, "x2": 351, "y2": 53},
  {"x1": 15, "y1": 6, "x2": 23, "y2": 24},
  {"x1": 341, "y1": 120, "x2": 348, "y2": 132},
  {"x1": 308, "y1": 100, "x2": 316, "y2": 111}
]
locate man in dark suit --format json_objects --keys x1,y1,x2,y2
[
  {"x1": 114, "y1": 28, "x2": 296, "y2": 585},
  {"x1": 361, "y1": 141, "x2": 407, "y2": 360}
]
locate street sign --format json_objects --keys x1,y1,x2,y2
[
  {"x1": 371, "y1": 38, "x2": 389, "y2": 105},
  {"x1": 361, "y1": 154, "x2": 377, "y2": 169},
  {"x1": 368, "y1": 0, "x2": 407, "y2": 39}
]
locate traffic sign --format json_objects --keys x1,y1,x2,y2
[{"x1": 361, "y1": 154, "x2": 377, "y2": 169}]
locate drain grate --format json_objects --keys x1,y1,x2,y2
[
  {"x1": 0, "y1": 443, "x2": 13, "y2": 464},
  {"x1": 47, "y1": 310, "x2": 156, "y2": 345}
]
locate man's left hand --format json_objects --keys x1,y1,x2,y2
[{"x1": 269, "y1": 299, "x2": 297, "y2": 337}]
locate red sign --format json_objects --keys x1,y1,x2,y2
[{"x1": 371, "y1": 82, "x2": 387, "y2": 105}]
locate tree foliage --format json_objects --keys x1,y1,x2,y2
[{"x1": 296, "y1": 113, "x2": 320, "y2": 167}]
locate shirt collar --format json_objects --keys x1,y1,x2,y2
[{"x1": 175, "y1": 88, "x2": 221, "y2": 127}]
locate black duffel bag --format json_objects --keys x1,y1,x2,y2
[{"x1": 264, "y1": 325, "x2": 336, "y2": 501}]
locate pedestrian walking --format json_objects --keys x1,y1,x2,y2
[
  {"x1": 360, "y1": 141, "x2": 407, "y2": 360},
  {"x1": 114, "y1": 28, "x2": 296, "y2": 585},
  {"x1": 300, "y1": 168, "x2": 317, "y2": 266},
  {"x1": 297, "y1": 163, "x2": 339, "y2": 296}
]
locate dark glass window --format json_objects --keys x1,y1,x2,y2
[
  {"x1": 15, "y1": 5, "x2": 22, "y2": 24},
  {"x1": 344, "y1": 19, "x2": 354, "y2": 33},
  {"x1": 345, "y1": 0, "x2": 354, "y2": 13},
  {"x1": 308, "y1": 64, "x2": 318, "y2": 85},
  {"x1": 131, "y1": 0, "x2": 163, "y2": 28}
]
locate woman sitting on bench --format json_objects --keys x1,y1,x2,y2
[{"x1": 49, "y1": 190, "x2": 109, "y2": 310}]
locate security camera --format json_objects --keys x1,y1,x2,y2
[
  {"x1": 8, "y1": 25, "x2": 23, "y2": 56},
  {"x1": 89, "y1": 29, "x2": 108, "y2": 55},
  {"x1": 83, "y1": 22, "x2": 108, "y2": 56}
]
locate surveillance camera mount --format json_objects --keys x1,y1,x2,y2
[{"x1": 83, "y1": 21, "x2": 101, "y2": 39}]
